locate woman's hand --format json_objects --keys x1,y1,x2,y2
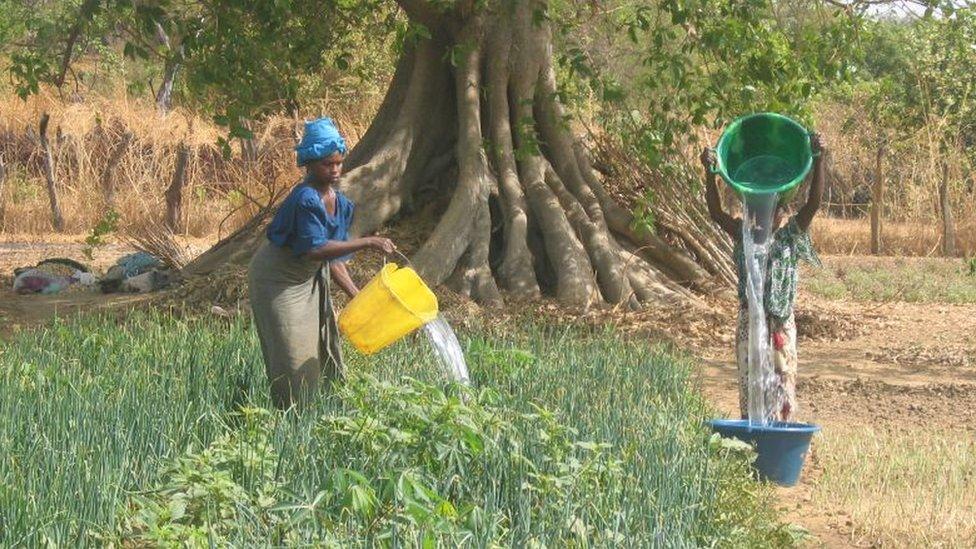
[
  {"x1": 366, "y1": 236, "x2": 396, "y2": 255},
  {"x1": 700, "y1": 148, "x2": 716, "y2": 172},
  {"x1": 811, "y1": 132, "x2": 826, "y2": 160}
]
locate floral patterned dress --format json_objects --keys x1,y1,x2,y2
[{"x1": 733, "y1": 216, "x2": 821, "y2": 421}]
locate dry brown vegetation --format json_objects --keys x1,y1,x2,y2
[
  {"x1": 813, "y1": 99, "x2": 976, "y2": 256},
  {"x1": 2, "y1": 91, "x2": 973, "y2": 268},
  {"x1": 812, "y1": 217, "x2": 976, "y2": 258},
  {"x1": 0, "y1": 92, "x2": 378, "y2": 238}
]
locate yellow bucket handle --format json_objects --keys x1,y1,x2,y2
[{"x1": 382, "y1": 249, "x2": 413, "y2": 267}]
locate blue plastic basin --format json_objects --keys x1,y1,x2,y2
[{"x1": 707, "y1": 419, "x2": 821, "y2": 486}]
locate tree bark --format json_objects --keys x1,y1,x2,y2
[
  {"x1": 154, "y1": 21, "x2": 182, "y2": 115},
  {"x1": 102, "y1": 132, "x2": 133, "y2": 207},
  {"x1": 165, "y1": 143, "x2": 190, "y2": 233},
  {"x1": 39, "y1": 113, "x2": 66, "y2": 232},
  {"x1": 185, "y1": 0, "x2": 721, "y2": 310},
  {"x1": 0, "y1": 153, "x2": 7, "y2": 229},
  {"x1": 871, "y1": 145, "x2": 884, "y2": 255},
  {"x1": 239, "y1": 119, "x2": 259, "y2": 162},
  {"x1": 939, "y1": 162, "x2": 956, "y2": 257},
  {"x1": 156, "y1": 59, "x2": 181, "y2": 115}
]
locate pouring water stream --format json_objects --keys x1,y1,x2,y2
[
  {"x1": 742, "y1": 193, "x2": 779, "y2": 426},
  {"x1": 423, "y1": 315, "x2": 470, "y2": 385}
]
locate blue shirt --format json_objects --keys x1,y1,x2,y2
[{"x1": 266, "y1": 182, "x2": 355, "y2": 259}]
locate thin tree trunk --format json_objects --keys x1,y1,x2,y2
[
  {"x1": 871, "y1": 146, "x2": 884, "y2": 255},
  {"x1": 288, "y1": 104, "x2": 302, "y2": 144},
  {"x1": 39, "y1": 113, "x2": 66, "y2": 232},
  {"x1": 241, "y1": 138, "x2": 258, "y2": 162},
  {"x1": 239, "y1": 118, "x2": 259, "y2": 162},
  {"x1": 55, "y1": 0, "x2": 100, "y2": 90},
  {"x1": 165, "y1": 143, "x2": 190, "y2": 233},
  {"x1": 102, "y1": 132, "x2": 133, "y2": 207},
  {"x1": 154, "y1": 21, "x2": 182, "y2": 115},
  {"x1": 155, "y1": 59, "x2": 181, "y2": 115},
  {"x1": 939, "y1": 162, "x2": 956, "y2": 257},
  {"x1": 0, "y1": 154, "x2": 7, "y2": 229}
]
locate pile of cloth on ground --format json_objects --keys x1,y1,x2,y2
[
  {"x1": 13, "y1": 258, "x2": 96, "y2": 294},
  {"x1": 98, "y1": 251, "x2": 173, "y2": 293},
  {"x1": 12, "y1": 252, "x2": 174, "y2": 295}
]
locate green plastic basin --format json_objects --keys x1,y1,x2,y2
[{"x1": 713, "y1": 112, "x2": 813, "y2": 200}]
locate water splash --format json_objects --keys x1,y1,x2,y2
[
  {"x1": 742, "y1": 194, "x2": 780, "y2": 425},
  {"x1": 423, "y1": 315, "x2": 470, "y2": 385}
]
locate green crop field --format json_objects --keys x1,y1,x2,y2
[{"x1": 0, "y1": 313, "x2": 798, "y2": 547}]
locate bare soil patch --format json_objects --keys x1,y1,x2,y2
[{"x1": 696, "y1": 266, "x2": 976, "y2": 546}]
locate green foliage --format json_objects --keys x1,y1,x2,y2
[
  {"x1": 1, "y1": 0, "x2": 108, "y2": 97},
  {"x1": 845, "y1": 7, "x2": 976, "y2": 159},
  {"x1": 121, "y1": 373, "x2": 624, "y2": 546},
  {"x1": 171, "y1": 0, "x2": 397, "y2": 128},
  {"x1": 0, "y1": 312, "x2": 795, "y2": 547},
  {"x1": 553, "y1": 1, "x2": 862, "y2": 167},
  {"x1": 2, "y1": 0, "x2": 397, "y2": 136},
  {"x1": 118, "y1": 407, "x2": 282, "y2": 546},
  {"x1": 82, "y1": 208, "x2": 120, "y2": 259},
  {"x1": 966, "y1": 255, "x2": 976, "y2": 277}
]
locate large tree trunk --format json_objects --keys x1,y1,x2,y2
[{"x1": 186, "y1": 0, "x2": 712, "y2": 309}]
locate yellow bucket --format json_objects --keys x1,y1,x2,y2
[{"x1": 338, "y1": 263, "x2": 438, "y2": 355}]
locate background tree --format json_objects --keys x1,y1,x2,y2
[
  {"x1": 2, "y1": 0, "x2": 869, "y2": 305},
  {"x1": 181, "y1": 0, "x2": 865, "y2": 309},
  {"x1": 828, "y1": 3, "x2": 976, "y2": 253}
]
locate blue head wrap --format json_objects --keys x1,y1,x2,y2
[{"x1": 295, "y1": 117, "x2": 347, "y2": 167}]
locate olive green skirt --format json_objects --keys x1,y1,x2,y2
[{"x1": 248, "y1": 241, "x2": 343, "y2": 409}]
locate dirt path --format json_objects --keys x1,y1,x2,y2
[
  {"x1": 0, "y1": 241, "x2": 160, "y2": 335},
  {"x1": 0, "y1": 239, "x2": 222, "y2": 335},
  {"x1": 695, "y1": 295, "x2": 976, "y2": 546}
]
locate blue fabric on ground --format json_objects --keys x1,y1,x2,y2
[{"x1": 116, "y1": 252, "x2": 162, "y2": 278}]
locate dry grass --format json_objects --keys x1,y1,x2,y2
[
  {"x1": 0, "y1": 91, "x2": 378, "y2": 238},
  {"x1": 814, "y1": 99, "x2": 976, "y2": 226},
  {"x1": 122, "y1": 220, "x2": 192, "y2": 269},
  {"x1": 3, "y1": 89, "x2": 974, "y2": 257},
  {"x1": 812, "y1": 217, "x2": 976, "y2": 258},
  {"x1": 812, "y1": 425, "x2": 976, "y2": 547}
]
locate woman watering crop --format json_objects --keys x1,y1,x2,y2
[
  {"x1": 249, "y1": 118, "x2": 395, "y2": 409},
  {"x1": 701, "y1": 133, "x2": 825, "y2": 422}
]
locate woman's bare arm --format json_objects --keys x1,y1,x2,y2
[
  {"x1": 702, "y1": 148, "x2": 741, "y2": 239},
  {"x1": 303, "y1": 236, "x2": 394, "y2": 262},
  {"x1": 796, "y1": 133, "x2": 825, "y2": 232},
  {"x1": 329, "y1": 261, "x2": 359, "y2": 298}
]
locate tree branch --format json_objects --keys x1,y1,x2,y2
[
  {"x1": 394, "y1": 0, "x2": 444, "y2": 28},
  {"x1": 55, "y1": 0, "x2": 101, "y2": 91}
]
